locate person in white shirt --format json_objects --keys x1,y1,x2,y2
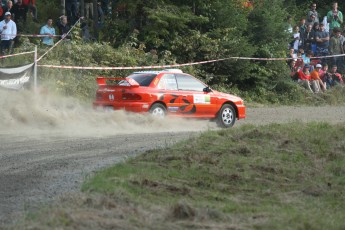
[{"x1": 0, "y1": 12, "x2": 17, "y2": 55}]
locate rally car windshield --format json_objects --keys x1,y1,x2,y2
[{"x1": 128, "y1": 74, "x2": 157, "y2": 86}]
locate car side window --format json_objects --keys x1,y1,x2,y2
[
  {"x1": 157, "y1": 74, "x2": 178, "y2": 90},
  {"x1": 176, "y1": 74, "x2": 206, "y2": 91}
]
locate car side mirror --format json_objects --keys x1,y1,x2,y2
[{"x1": 203, "y1": 87, "x2": 211, "y2": 93}]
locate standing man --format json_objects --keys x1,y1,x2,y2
[
  {"x1": 315, "y1": 23, "x2": 330, "y2": 58},
  {"x1": 57, "y1": 15, "x2": 71, "y2": 40},
  {"x1": 329, "y1": 27, "x2": 344, "y2": 69},
  {"x1": 302, "y1": 24, "x2": 315, "y2": 52},
  {"x1": 0, "y1": 12, "x2": 17, "y2": 55},
  {"x1": 327, "y1": 2, "x2": 343, "y2": 36},
  {"x1": 307, "y1": 3, "x2": 319, "y2": 24},
  {"x1": 40, "y1": 17, "x2": 55, "y2": 46}
]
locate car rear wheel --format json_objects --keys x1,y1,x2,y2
[
  {"x1": 149, "y1": 103, "x2": 167, "y2": 118},
  {"x1": 216, "y1": 104, "x2": 236, "y2": 128}
]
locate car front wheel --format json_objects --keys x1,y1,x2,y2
[
  {"x1": 216, "y1": 104, "x2": 236, "y2": 128},
  {"x1": 149, "y1": 103, "x2": 167, "y2": 118}
]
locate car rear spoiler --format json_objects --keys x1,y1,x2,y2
[{"x1": 96, "y1": 77, "x2": 140, "y2": 87}]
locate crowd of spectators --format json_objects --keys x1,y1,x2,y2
[
  {"x1": 288, "y1": 2, "x2": 345, "y2": 92},
  {"x1": 0, "y1": 0, "x2": 113, "y2": 54},
  {"x1": 0, "y1": 0, "x2": 39, "y2": 54}
]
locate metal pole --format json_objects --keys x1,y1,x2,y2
[{"x1": 34, "y1": 45, "x2": 38, "y2": 92}]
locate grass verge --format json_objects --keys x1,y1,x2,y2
[{"x1": 9, "y1": 122, "x2": 345, "y2": 229}]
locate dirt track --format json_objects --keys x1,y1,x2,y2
[{"x1": 1, "y1": 101, "x2": 345, "y2": 225}]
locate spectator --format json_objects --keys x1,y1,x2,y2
[
  {"x1": 312, "y1": 21, "x2": 320, "y2": 32},
  {"x1": 295, "y1": 49, "x2": 304, "y2": 70},
  {"x1": 291, "y1": 25, "x2": 301, "y2": 52},
  {"x1": 288, "y1": 47, "x2": 297, "y2": 59},
  {"x1": 57, "y1": 15, "x2": 71, "y2": 40},
  {"x1": 22, "y1": 0, "x2": 37, "y2": 22},
  {"x1": 299, "y1": 18, "x2": 307, "y2": 34},
  {"x1": 315, "y1": 23, "x2": 330, "y2": 58},
  {"x1": 329, "y1": 27, "x2": 344, "y2": 69},
  {"x1": 40, "y1": 17, "x2": 55, "y2": 46},
  {"x1": 319, "y1": 64, "x2": 329, "y2": 81},
  {"x1": 311, "y1": 22, "x2": 320, "y2": 54},
  {"x1": 0, "y1": 12, "x2": 16, "y2": 55},
  {"x1": 310, "y1": 64, "x2": 326, "y2": 92},
  {"x1": 290, "y1": 59, "x2": 301, "y2": 81},
  {"x1": 327, "y1": 2, "x2": 343, "y2": 36},
  {"x1": 307, "y1": 3, "x2": 319, "y2": 24},
  {"x1": 2, "y1": 1, "x2": 14, "y2": 19},
  {"x1": 306, "y1": 13, "x2": 317, "y2": 27},
  {"x1": 303, "y1": 50, "x2": 313, "y2": 68},
  {"x1": 12, "y1": 0, "x2": 28, "y2": 24},
  {"x1": 66, "y1": 0, "x2": 78, "y2": 25},
  {"x1": 322, "y1": 65, "x2": 343, "y2": 88},
  {"x1": 297, "y1": 64, "x2": 313, "y2": 92},
  {"x1": 85, "y1": 0, "x2": 93, "y2": 20},
  {"x1": 302, "y1": 23, "x2": 315, "y2": 52}
]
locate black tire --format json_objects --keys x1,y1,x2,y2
[
  {"x1": 149, "y1": 103, "x2": 167, "y2": 118},
  {"x1": 216, "y1": 104, "x2": 236, "y2": 128}
]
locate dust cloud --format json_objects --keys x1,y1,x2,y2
[{"x1": 0, "y1": 90, "x2": 216, "y2": 137}]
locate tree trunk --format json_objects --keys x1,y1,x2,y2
[
  {"x1": 61, "y1": 0, "x2": 65, "y2": 15},
  {"x1": 80, "y1": 0, "x2": 85, "y2": 17},
  {"x1": 93, "y1": 0, "x2": 99, "y2": 40}
]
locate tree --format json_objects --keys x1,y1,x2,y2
[
  {"x1": 93, "y1": 0, "x2": 99, "y2": 40},
  {"x1": 61, "y1": 0, "x2": 65, "y2": 15}
]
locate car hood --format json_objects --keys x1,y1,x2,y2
[{"x1": 212, "y1": 90, "x2": 244, "y2": 102}]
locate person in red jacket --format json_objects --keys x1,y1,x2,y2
[
  {"x1": 22, "y1": 0, "x2": 37, "y2": 22},
  {"x1": 297, "y1": 64, "x2": 313, "y2": 92}
]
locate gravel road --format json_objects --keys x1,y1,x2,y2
[{"x1": 1, "y1": 100, "x2": 345, "y2": 225}]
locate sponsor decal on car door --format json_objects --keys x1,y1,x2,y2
[{"x1": 175, "y1": 74, "x2": 217, "y2": 115}]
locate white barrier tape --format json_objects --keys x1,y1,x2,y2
[
  {"x1": 37, "y1": 58, "x2": 229, "y2": 70},
  {"x1": 36, "y1": 53, "x2": 345, "y2": 70},
  {"x1": 310, "y1": 53, "x2": 345, "y2": 59},
  {"x1": 0, "y1": 51, "x2": 35, "y2": 59},
  {"x1": 1, "y1": 34, "x2": 62, "y2": 37}
]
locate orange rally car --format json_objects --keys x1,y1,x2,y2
[{"x1": 93, "y1": 69, "x2": 246, "y2": 127}]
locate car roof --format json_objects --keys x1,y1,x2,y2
[{"x1": 132, "y1": 69, "x2": 184, "y2": 75}]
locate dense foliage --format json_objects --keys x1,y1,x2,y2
[{"x1": 6, "y1": 0, "x2": 345, "y2": 104}]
